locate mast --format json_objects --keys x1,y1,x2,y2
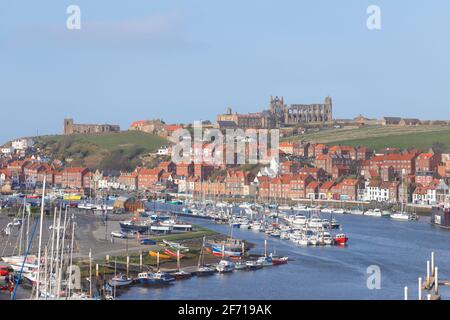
[
  {"x1": 53, "y1": 205, "x2": 62, "y2": 298},
  {"x1": 18, "y1": 198, "x2": 26, "y2": 256},
  {"x1": 264, "y1": 239, "x2": 267, "y2": 258},
  {"x1": 49, "y1": 207, "x2": 57, "y2": 296},
  {"x1": 67, "y1": 214, "x2": 75, "y2": 299},
  {"x1": 35, "y1": 176, "x2": 46, "y2": 299},
  {"x1": 177, "y1": 250, "x2": 181, "y2": 272},
  {"x1": 57, "y1": 206, "x2": 68, "y2": 297},
  {"x1": 197, "y1": 236, "x2": 205, "y2": 268}
]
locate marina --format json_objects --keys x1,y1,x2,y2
[{"x1": 1, "y1": 197, "x2": 450, "y2": 300}]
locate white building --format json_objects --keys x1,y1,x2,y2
[
  {"x1": 12, "y1": 138, "x2": 34, "y2": 150},
  {"x1": 413, "y1": 187, "x2": 437, "y2": 205},
  {"x1": 364, "y1": 181, "x2": 389, "y2": 202}
]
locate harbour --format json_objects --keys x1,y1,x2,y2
[{"x1": 2, "y1": 196, "x2": 450, "y2": 300}]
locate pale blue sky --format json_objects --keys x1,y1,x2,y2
[{"x1": 1, "y1": 1, "x2": 450, "y2": 144}]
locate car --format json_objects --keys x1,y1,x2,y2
[
  {"x1": 140, "y1": 239, "x2": 156, "y2": 245},
  {"x1": 111, "y1": 231, "x2": 127, "y2": 239}
]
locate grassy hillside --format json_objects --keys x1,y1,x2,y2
[
  {"x1": 329, "y1": 129, "x2": 450, "y2": 151},
  {"x1": 35, "y1": 131, "x2": 169, "y2": 170},
  {"x1": 284, "y1": 125, "x2": 450, "y2": 151}
]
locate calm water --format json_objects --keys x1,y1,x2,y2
[{"x1": 119, "y1": 213, "x2": 450, "y2": 300}]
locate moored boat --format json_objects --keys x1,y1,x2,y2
[
  {"x1": 216, "y1": 260, "x2": 235, "y2": 273},
  {"x1": 334, "y1": 233, "x2": 348, "y2": 245},
  {"x1": 271, "y1": 256, "x2": 289, "y2": 265},
  {"x1": 109, "y1": 274, "x2": 132, "y2": 287},
  {"x1": 172, "y1": 270, "x2": 192, "y2": 280}
]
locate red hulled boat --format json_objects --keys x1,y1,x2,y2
[{"x1": 334, "y1": 233, "x2": 348, "y2": 245}]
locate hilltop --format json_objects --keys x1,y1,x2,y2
[
  {"x1": 34, "y1": 131, "x2": 169, "y2": 171},
  {"x1": 283, "y1": 125, "x2": 450, "y2": 151}
]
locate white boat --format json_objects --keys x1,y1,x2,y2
[
  {"x1": 256, "y1": 256, "x2": 273, "y2": 266},
  {"x1": 308, "y1": 218, "x2": 329, "y2": 229},
  {"x1": 365, "y1": 209, "x2": 382, "y2": 217},
  {"x1": 291, "y1": 215, "x2": 307, "y2": 226},
  {"x1": 381, "y1": 210, "x2": 392, "y2": 217},
  {"x1": 250, "y1": 222, "x2": 261, "y2": 230},
  {"x1": 2, "y1": 255, "x2": 37, "y2": 265},
  {"x1": 216, "y1": 260, "x2": 235, "y2": 273},
  {"x1": 390, "y1": 213, "x2": 412, "y2": 221},
  {"x1": 350, "y1": 209, "x2": 364, "y2": 215},
  {"x1": 320, "y1": 232, "x2": 334, "y2": 245},
  {"x1": 108, "y1": 274, "x2": 132, "y2": 287},
  {"x1": 333, "y1": 209, "x2": 345, "y2": 214},
  {"x1": 321, "y1": 208, "x2": 334, "y2": 214}
]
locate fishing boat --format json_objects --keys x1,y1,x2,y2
[
  {"x1": 334, "y1": 233, "x2": 348, "y2": 245},
  {"x1": 137, "y1": 272, "x2": 169, "y2": 285},
  {"x1": 152, "y1": 271, "x2": 175, "y2": 283},
  {"x1": 245, "y1": 260, "x2": 263, "y2": 270},
  {"x1": 256, "y1": 256, "x2": 273, "y2": 266},
  {"x1": 329, "y1": 219, "x2": 340, "y2": 229},
  {"x1": 234, "y1": 261, "x2": 248, "y2": 270},
  {"x1": 108, "y1": 274, "x2": 132, "y2": 287},
  {"x1": 271, "y1": 256, "x2": 289, "y2": 265},
  {"x1": 216, "y1": 260, "x2": 235, "y2": 273}
]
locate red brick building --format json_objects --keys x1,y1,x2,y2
[{"x1": 61, "y1": 167, "x2": 89, "y2": 189}]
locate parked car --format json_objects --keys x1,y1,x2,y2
[
  {"x1": 111, "y1": 231, "x2": 127, "y2": 239},
  {"x1": 140, "y1": 239, "x2": 156, "y2": 245}
]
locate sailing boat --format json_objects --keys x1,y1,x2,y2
[
  {"x1": 196, "y1": 237, "x2": 215, "y2": 276},
  {"x1": 216, "y1": 245, "x2": 235, "y2": 273},
  {"x1": 234, "y1": 242, "x2": 247, "y2": 270},
  {"x1": 256, "y1": 239, "x2": 273, "y2": 266},
  {"x1": 173, "y1": 250, "x2": 192, "y2": 280}
]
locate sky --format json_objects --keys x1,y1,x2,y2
[{"x1": 1, "y1": 1, "x2": 450, "y2": 144}]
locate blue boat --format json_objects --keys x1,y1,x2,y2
[
  {"x1": 211, "y1": 246, "x2": 242, "y2": 258},
  {"x1": 137, "y1": 271, "x2": 175, "y2": 285}
]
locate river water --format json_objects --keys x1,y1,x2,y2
[{"x1": 119, "y1": 210, "x2": 450, "y2": 300}]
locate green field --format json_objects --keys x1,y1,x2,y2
[
  {"x1": 284, "y1": 125, "x2": 450, "y2": 151},
  {"x1": 35, "y1": 131, "x2": 168, "y2": 170},
  {"x1": 329, "y1": 129, "x2": 450, "y2": 150}
]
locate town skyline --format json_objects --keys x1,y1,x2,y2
[{"x1": 1, "y1": 1, "x2": 450, "y2": 144}]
